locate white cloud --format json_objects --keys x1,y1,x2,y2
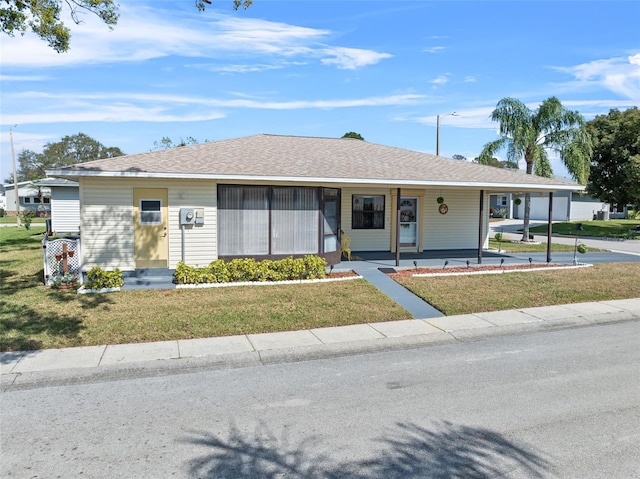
[
  {"x1": 554, "y1": 53, "x2": 640, "y2": 100},
  {"x1": 320, "y1": 47, "x2": 392, "y2": 70},
  {"x1": 464, "y1": 76, "x2": 476, "y2": 83},
  {"x1": 424, "y1": 46, "x2": 446, "y2": 54},
  {"x1": 0, "y1": 5, "x2": 391, "y2": 71},
  {"x1": 410, "y1": 107, "x2": 495, "y2": 129},
  {"x1": 430, "y1": 74, "x2": 451, "y2": 86},
  {"x1": 0, "y1": 75, "x2": 50, "y2": 82},
  {"x1": 0, "y1": 91, "x2": 426, "y2": 126}
]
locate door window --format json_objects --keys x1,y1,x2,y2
[{"x1": 140, "y1": 200, "x2": 162, "y2": 225}]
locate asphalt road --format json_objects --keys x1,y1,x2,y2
[{"x1": 2, "y1": 321, "x2": 639, "y2": 478}]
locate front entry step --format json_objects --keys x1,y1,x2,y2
[{"x1": 122, "y1": 269, "x2": 176, "y2": 291}]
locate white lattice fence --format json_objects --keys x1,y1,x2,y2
[{"x1": 42, "y1": 236, "x2": 83, "y2": 285}]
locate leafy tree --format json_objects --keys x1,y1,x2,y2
[
  {"x1": 8, "y1": 133, "x2": 124, "y2": 182},
  {"x1": 342, "y1": 132, "x2": 365, "y2": 140},
  {"x1": 474, "y1": 156, "x2": 519, "y2": 169},
  {"x1": 478, "y1": 97, "x2": 592, "y2": 241},
  {"x1": 586, "y1": 107, "x2": 640, "y2": 210},
  {"x1": 151, "y1": 136, "x2": 206, "y2": 150},
  {"x1": 1, "y1": 0, "x2": 118, "y2": 53},
  {"x1": 1, "y1": 0, "x2": 252, "y2": 53},
  {"x1": 197, "y1": 0, "x2": 253, "y2": 11}
]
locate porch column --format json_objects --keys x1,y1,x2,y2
[
  {"x1": 478, "y1": 190, "x2": 484, "y2": 264},
  {"x1": 547, "y1": 191, "x2": 553, "y2": 263},
  {"x1": 395, "y1": 188, "x2": 401, "y2": 267}
]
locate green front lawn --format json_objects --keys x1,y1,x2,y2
[
  {"x1": 395, "y1": 263, "x2": 640, "y2": 316},
  {"x1": 0, "y1": 216, "x2": 47, "y2": 224},
  {"x1": 0, "y1": 227, "x2": 409, "y2": 351},
  {"x1": 488, "y1": 238, "x2": 588, "y2": 253},
  {"x1": 529, "y1": 220, "x2": 640, "y2": 239}
]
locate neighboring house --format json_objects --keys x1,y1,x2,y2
[
  {"x1": 2, "y1": 181, "x2": 52, "y2": 216},
  {"x1": 46, "y1": 134, "x2": 583, "y2": 271},
  {"x1": 491, "y1": 191, "x2": 610, "y2": 221},
  {"x1": 34, "y1": 178, "x2": 80, "y2": 234},
  {"x1": 0, "y1": 185, "x2": 6, "y2": 211}
]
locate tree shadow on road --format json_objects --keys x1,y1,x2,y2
[{"x1": 182, "y1": 420, "x2": 554, "y2": 478}]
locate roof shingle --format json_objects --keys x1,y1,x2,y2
[{"x1": 48, "y1": 134, "x2": 580, "y2": 190}]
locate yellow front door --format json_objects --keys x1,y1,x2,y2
[{"x1": 133, "y1": 188, "x2": 168, "y2": 268}]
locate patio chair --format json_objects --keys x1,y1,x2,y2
[{"x1": 340, "y1": 232, "x2": 352, "y2": 261}]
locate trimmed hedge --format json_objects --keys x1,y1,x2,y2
[
  {"x1": 174, "y1": 255, "x2": 328, "y2": 285},
  {"x1": 85, "y1": 267, "x2": 125, "y2": 289}
]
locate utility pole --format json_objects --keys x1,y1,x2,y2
[
  {"x1": 10, "y1": 127, "x2": 21, "y2": 226},
  {"x1": 436, "y1": 112, "x2": 458, "y2": 156}
]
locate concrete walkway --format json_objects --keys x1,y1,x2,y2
[
  {"x1": 349, "y1": 263, "x2": 444, "y2": 319},
  {"x1": 2, "y1": 298, "x2": 639, "y2": 387}
]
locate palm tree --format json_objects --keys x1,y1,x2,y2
[{"x1": 478, "y1": 97, "x2": 592, "y2": 241}]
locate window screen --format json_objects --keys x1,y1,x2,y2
[{"x1": 140, "y1": 200, "x2": 162, "y2": 225}]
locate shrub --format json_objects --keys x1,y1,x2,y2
[
  {"x1": 494, "y1": 232, "x2": 503, "y2": 242},
  {"x1": 303, "y1": 255, "x2": 327, "y2": 279},
  {"x1": 0, "y1": 208, "x2": 5, "y2": 217},
  {"x1": 174, "y1": 256, "x2": 328, "y2": 285},
  {"x1": 577, "y1": 243, "x2": 588, "y2": 254},
  {"x1": 20, "y1": 210, "x2": 35, "y2": 230},
  {"x1": 85, "y1": 267, "x2": 124, "y2": 289},
  {"x1": 51, "y1": 272, "x2": 79, "y2": 289}
]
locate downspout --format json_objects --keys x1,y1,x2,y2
[
  {"x1": 395, "y1": 188, "x2": 401, "y2": 267},
  {"x1": 547, "y1": 192, "x2": 553, "y2": 263},
  {"x1": 478, "y1": 190, "x2": 484, "y2": 264}
]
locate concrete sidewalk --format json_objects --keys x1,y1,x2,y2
[{"x1": 2, "y1": 298, "x2": 639, "y2": 387}]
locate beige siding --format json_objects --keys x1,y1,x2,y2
[
  {"x1": 423, "y1": 190, "x2": 489, "y2": 249},
  {"x1": 80, "y1": 178, "x2": 218, "y2": 271},
  {"x1": 341, "y1": 188, "x2": 392, "y2": 251},
  {"x1": 167, "y1": 181, "x2": 217, "y2": 268},
  {"x1": 80, "y1": 178, "x2": 134, "y2": 271}
]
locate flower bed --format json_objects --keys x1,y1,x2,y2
[{"x1": 390, "y1": 263, "x2": 592, "y2": 278}]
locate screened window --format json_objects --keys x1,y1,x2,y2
[
  {"x1": 218, "y1": 186, "x2": 269, "y2": 255},
  {"x1": 352, "y1": 195, "x2": 385, "y2": 229},
  {"x1": 218, "y1": 185, "x2": 332, "y2": 257},
  {"x1": 140, "y1": 200, "x2": 162, "y2": 225},
  {"x1": 23, "y1": 197, "x2": 31, "y2": 204},
  {"x1": 272, "y1": 187, "x2": 319, "y2": 254}
]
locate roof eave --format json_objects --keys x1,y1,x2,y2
[{"x1": 46, "y1": 169, "x2": 583, "y2": 192}]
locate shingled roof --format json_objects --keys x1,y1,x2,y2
[{"x1": 47, "y1": 134, "x2": 581, "y2": 192}]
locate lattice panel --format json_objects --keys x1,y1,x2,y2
[{"x1": 43, "y1": 238, "x2": 82, "y2": 285}]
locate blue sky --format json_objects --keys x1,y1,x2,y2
[{"x1": 1, "y1": 0, "x2": 639, "y2": 182}]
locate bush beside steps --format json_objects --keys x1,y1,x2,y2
[{"x1": 78, "y1": 267, "x2": 125, "y2": 294}]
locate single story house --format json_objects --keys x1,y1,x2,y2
[
  {"x1": 0, "y1": 185, "x2": 6, "y2": 211},
  {"x1": 2, "y1": 180, "x2": 52, "y2": 216},
  {"x1": 46, "y1": 134, "x2": 583, "y2": 272},
  {"x1": 490, "y1": 191, "x2": 609, "y2": 221},
  {"x1": 34, "y1": 178, "x2": 80, "y2": 234}
]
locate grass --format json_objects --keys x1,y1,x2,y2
[
  {"x1": 0, "y1": 227, "x2": 409, "y2": 351},
  {"x1": 529, "y1": 219, "x2": 640, "y2": 239},
  {"x1": 2, "y1": 226, "x2": 639, "y2": 352},
  {"x1": 488, "y1": 238, "x2": 587, "y2": 253},
  {"x1": 394, "y1": 263, "x2": 640, "y2": 316},
  {"x1": 0, "y1": 216, "x2": 47, "y2": 224}
]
